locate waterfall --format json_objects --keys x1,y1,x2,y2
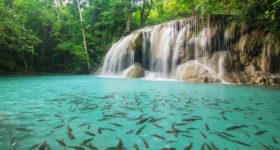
[{"x1": 99, "y1": 15, "x2": 234, "y2": 82}]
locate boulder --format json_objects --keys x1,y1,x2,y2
[
  {"x1": 177, "y1": 60, "x2": 221, "y2": 83},
  {"x1": 122, "y1": 63, "x2": 145, "y2": 78}
]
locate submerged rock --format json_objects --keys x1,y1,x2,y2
[{"x1": 122, "y1": 63, "x2": 145, "y2": 78}]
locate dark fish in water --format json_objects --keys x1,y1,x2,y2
[
  {"x1": 141, "y1": 137, "x2": 149, "y2": 148},
  {"x1": 69, "y1": 117, "x2": 78, "y2": 123},
  {"x1": 161, "y1": 148, "x2": 176, "y2": 150},
  {"x1": 272, "y1": 136, "x2": 278, "y2": 144},
  {"x1": 109, "y1": 122, "x2": 123, "y2": 127},
  {"x1": 53, "y1": 124, "x2": 65, "y2": 129},
  {"x1": 126, "y1": 129, "x2": 134, "y2": 134},
  {"x1": 39, "y1": 141, "x2": 48, "y2": 150},
  {"x1": 205, "y1": 123, "x2": 209, "y2": 131},
  {"x1": 10, "y1": 137, "x2": 17, "y2": 146},
  {"x1": 56, "y1": 139, "x2": 66, "y2": 147},
  {"x1": 30, "y1": 143, "x2": 40, "y2": 150},
  {"x1": 222, "y1": 115, "x2": 227, "y2": 120},
  {"x1": 116, "y1": 139, "x2": 123, "y2": 150},
  {"x1": 68, "y1": 125, "x2": 73, "y2": 132},
  {"x1": 258, "y1": 117, "x2": 263, "y2": 120},
  {"x1": 68, "y1": 131, "x2": 75, "y2": 140},
  {"x1": 79, "y1": 122, "x2": 90, "y2": 127},
  {"x1": 152, "y1": 123, "x2": 163, "y2": 129},
  {"x1": 16, "y1": 128, "x2": 33, "y2": 132},
  {"x1": 136, "y1": 125, "x2": 146, "y2": 135},
  {"x1": 255, "y1": 130, "x2": 267, "y2": 135},
  {"x1": 80, "y1": 138, "x2": 93, "y2": 146},
  {"x1": 166, "y1": 140, "x2": 176, "y2": 143},
  {"x1": 175, "y1": 123, "x2": 188, "y2": 126},
  {"x1": 85, "y1": 131, "x2": 96, "y2": 137},
  {"x1": 151, "y1": 134, "x2": 165, "y2": 140},
  {"x1": 200, "y1": 131, "x2": 207, "y2": 139},
  {"x1": 225, "y1": 125, "x2": 247, "y2": 131},
  {"x1": 218, "y1": 132, "x2": 235, "y2": 137},
  {"x1": 220, "y1": 110, "x2": 227, "y2": 114},
  {"x1": 182, "y1": 116, "x2": 202, "y2": 122},
  {"x1": 231, "y1": 140, "x2": 250, "y2": 147},
  {"x1": 133, "y1": 144, "x2": 139, "y2": 150},
  {"x1": 85, "y1": 143, "x2": 98, "y2": 150},
  {"x1": 180, "y1": 134, "x2": 193, "y2": 138},
  {"x1": 46, "y1": 130, "x2": 54, "y2": 136},
  {"x1": 54, "y1": 113, "x2": 63, "y2": 117},
  {"x1": 98, "y1": 127, "x2": 115, "y2": 134},
  {"x1": 149, "y1": 117, "x2": 167, "y2": 123},
  {"x1": 210, "y1": 142, "x2": 218, "y2": 150},
  {"x1": 184, "y1": 142, "x2": 193, "y2": 150},
  {"x1": 68, "y1": 146, "x2": 85, "y2": 150},
  {"x1": 258, "y1": 141, "x2": 272, "y2": 150},
  {"x1": 136, "y1": 117, "x2": 151, "y2": 124}
]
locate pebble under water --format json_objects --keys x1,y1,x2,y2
[{"x1": 0, "y1": 75, "x2": 280, "y2": 150}]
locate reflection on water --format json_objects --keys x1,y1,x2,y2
[{"x1": 0, "y1": 75, "x2": 279, "y2": 150}]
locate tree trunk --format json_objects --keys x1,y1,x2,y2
[
  {"x1": 125, "y1": 0, "x2": 132, "y2": 34},
  {"x1": 140, "y1": 0, "x2": 145, "y2": 27},
  {"x1": 54, "y1": 0, "x2": 61, "y2": 26},
  {"x1": 75, "y1": 0, "x2": 91, "y2": 72}
]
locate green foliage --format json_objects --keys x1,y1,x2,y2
[{"x1": 0, "y1": 0, "x2": 279, "y2": 74}]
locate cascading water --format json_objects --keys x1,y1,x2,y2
[{"x1": 99, "y1": 15, "x2": 239, "y2": 82}]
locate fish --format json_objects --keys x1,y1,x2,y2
[
  {"x1": 84, "y1": 143, "x2": 98, "y2": 150},
  {"x1": 68, "y1": 125, "x2": 73, "y2": 132},
  {"x1": 220, "y1": 110, "x2": 227, "y2": 114},
  {"x1": 184, "y1": 142, "x2": 193, "y2": 150},
  {"x1": 272, "y1": 136, "x2": 278, "y2": 144},
  {"x1": 56, "y1": 139, "x2": 66, "y2": 147},
  {"x1": 16, "y1": 128, "x2": 33, "y2": 132},
  {"x1": 54, "y1": 113, "x2": 63, "y2": 117},
  {"x1": 210, "y1": 142, "x2": 218, "y2": 150},
  {"x1": 180, "y1": 134, "x2": 193, "y2": 138},
  {"x1": 67, "y1": 131, "x2": 75, "y2": 140},
  {"x1": 141, "y1": 137, "x2": 149, "y2": 148},
  {"x1": 148, "y1": 117, "x2": 167, "y2": 123},
  {"x1": 136, "y1": 117, "x2": 151, "y2": 124},
  {"x1": 161, "y1": 148, "x2": 176, "y2": 150},
  {"x1": 85, "y1": 131, "x2": 96, "y2": 137},
  {"x1": 79, "y1": 122, "x2": 90, "y2": 127},
  {"x1": 68, "y1": 146, "x2": 85, "y2": 150},
  {"x1": 151, "y1": 134, "x2": 165, "y2": 140},
  {"x1": 231, "y1": 140, "x2": 250, "y2": 147},
  {"x1": 39, "y1": 141, "x2": 48, "y2": 150},
  {"x1": 126, "y1": 129, "x2": 134, "y2": 134},
  {"x1": 98, "y1": 127, "x2": 115, "y2": 134},
  {"x1": 205, "y1": 123, "x2": 209, "y2": 131},
  {"x1": 225, "y1": 125, "x2": 247, "y2": 131},
  {"x1": 258, "y1": 117, "x2": 263, "y2": 120},
  {"x1": 152, "y1": 123, "x2": 163, "y2": 129},
  {"x1": 182, "y1": 116, "x2": 202, "y2": 122},
  {"x1": 53, "y1": 124, "x2": 65, "y2": 129},
  {"x1": 80, "y1": 138, "x2": 93, "y2": 146},
  {"x1": 69, "y1": 117, "x2": 78, "y2": 123},
  {"x1": 166, "y1": 140, "x2": 176, "y2": 143},
  {"x1": 258, "y1": 141, "x2": 272, "y2": 150},
  {"x1": 30, "y1": 143, "x2": 40, "y2": 150},
  {"x1": 222, "y1": 115, "x2": 227, "y2": 120},
  {"x1": 218, "y1": 132, "x2": 235, "y2": 137},
  {"x1": 116, "y1": 139, "x2": 123, "y2": 150},
  {"x1": 135, "y1": 125, "x2": 146, "y2": 135},
  {"x1": 200, "y1": 131, "x2": 207, "y2": 139},
  {"x1": 255, "y1": 130, "x2": 267, "y2": 135},
  {"x1": 133, "y1": 144, "x2": 139, "y2": 150},
  {"x1": 109, "y1": 122, "x2": 123, "y2": 127},
  {"x1": 10, "y1": 137, "x2": 17, "y2": 146}
]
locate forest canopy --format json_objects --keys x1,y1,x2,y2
[{"x1": 0, "y1": 0, "x2": 279, "y2": 74}]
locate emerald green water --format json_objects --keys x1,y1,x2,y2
[{"x1": 0, "y1": 75, "x2": 279, "y2": 150}]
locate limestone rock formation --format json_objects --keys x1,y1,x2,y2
[{"x1": 122, "y1": 63, "x2": 145, "y2": 78}]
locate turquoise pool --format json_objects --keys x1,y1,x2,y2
[{"x1": 0, "y1": 75, "x2": 279, "y2": 150}]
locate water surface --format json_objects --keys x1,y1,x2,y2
[{"x1": 0, "y1": 75, "x2": 279, "y2": 149}]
